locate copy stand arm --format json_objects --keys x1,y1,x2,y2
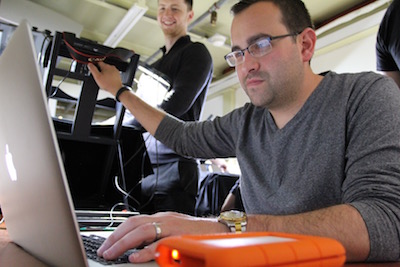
[{"x1": 44, "y1": 31, "x2": 143, "y2": 209}]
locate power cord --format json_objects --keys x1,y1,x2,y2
[
  {"x1": 48, "y1": 60, "x2": 74, "y2": 98},
  {"x1": 137, "y1": 135, "x2": 159, "y2": 211},
  {"x1": 112, "y1": 133, "x2": 152, "y2": 212},
  {"x1": 114, "y1": 176, "x2": 140, "y2": 208},
  {"x1": 105, "y1": 202, "x2": 136, "y2": 228},
  {"x1": 37, "y1": 29, "x2": 52, "y2": 68},
  {"x1": 116, "y1": 140, "x2": 129, "y2": 209}
]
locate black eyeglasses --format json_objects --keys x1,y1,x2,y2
[{"x1": 224, "y1": 32, "x2": 301, "y2": 67}]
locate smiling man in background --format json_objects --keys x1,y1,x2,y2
[{"x1": 128, "y1": 0, "x2": 213, "y2": 216}]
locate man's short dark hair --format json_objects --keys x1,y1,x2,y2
[
  {"x1": 185, "y1": 0, "x2": 193, "y2": 10},
  {"x1": 158, "y1": 0, "x2": 193, "y2": 11},
  {"x1": 231, "y1": 0, "x2": 314, "y2": 34}
]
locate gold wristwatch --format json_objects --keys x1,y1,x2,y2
[{"x1": 218, "y1": 210, "x2": 247, "y2": 233}]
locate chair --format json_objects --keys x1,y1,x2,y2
[{"x1": 195, "y1": 172, "x2": 240, "y2": 216}]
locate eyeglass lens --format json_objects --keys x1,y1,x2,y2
[
  {"x1": 225, "y1": 32, "x2": 300, "y2": 67},
  {"x1": 225, "y1": 38, "x2": 272, "y2": 67}
]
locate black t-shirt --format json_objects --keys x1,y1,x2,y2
[
  {"x1": 151, "y1": 35, "x2": 213, "y2": 121},
  {"x1": 144, "y1": 35, "x2": 213, "y2": 163},
  {"x1": 376, "y1": 0, "x2": 400, "y2": 71}
]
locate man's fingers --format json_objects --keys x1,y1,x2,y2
[
  {"x1": 87, "y1": 63, "x2": 100, "y2": 77},
  {"x1": 99, "y1": 220, "x2": 162, "y2": 261},
  {"x1": 128, "y1": 243, "x2": 158, "y2": 263}
]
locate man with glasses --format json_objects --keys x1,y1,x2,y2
[{"x1": 89, "y1": 0, "x2": 400, "y2": 263}]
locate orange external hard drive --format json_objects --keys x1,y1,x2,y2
[{"x1": 155, "y1": 232, "x2": 346, "y2": 267}]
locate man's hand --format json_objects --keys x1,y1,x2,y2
[
  {"x1": 97, "y1": 212, "x2": 229, "y2": 263},
  {"x1": 88, "y1": 62, "x2": 123, "y2": 96}
]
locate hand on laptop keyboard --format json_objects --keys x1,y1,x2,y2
[{"x1": 82, "y1": 234, "x2": 138, "y2": 265}]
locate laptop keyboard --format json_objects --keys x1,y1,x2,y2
[{"x1": 82, "y1": 234, "x2": 137, "y2": 265}]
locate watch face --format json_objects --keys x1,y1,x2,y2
[
  {"x1": 220, "y1": 210, "x2": 246, "y2": 221},
  {"x1": 218, "y1": 210, "x2": 247, "y2": 233}
]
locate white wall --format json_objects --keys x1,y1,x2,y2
[
  {"x1": 312, "y1": 30, "x2": 379, "y2": 74},
  {"x1": 0, "y1": 0, "x2": 82, "y2": 34},
  {"x1": 202, "y1": 95, "x2": 225, "y2": 120}
]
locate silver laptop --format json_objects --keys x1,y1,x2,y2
[{"x1": 0, "y1": 20, "x2": 154, "y2": 267}]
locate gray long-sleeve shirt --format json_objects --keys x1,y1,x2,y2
[{"x1": 154, "y1": 71, "x2": 400, "y2": 261}]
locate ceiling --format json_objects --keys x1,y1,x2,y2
[{"x1": 25, "y1": 0, "x2": 377, "y2": 84}]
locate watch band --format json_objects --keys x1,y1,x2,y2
[
  {"x1": 115, "y1": 85, "x2": 132, "y2": 102},
  {"x1": 231, "y1": 222, "x2": 246, "y2": 233}
]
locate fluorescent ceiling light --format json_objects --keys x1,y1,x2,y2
[{"x1": 103, "y1": 1, "x2": 148, "y2": 47}]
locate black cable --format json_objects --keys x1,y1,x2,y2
[
  {"x1": 37, "y1": 34, "x2": 51, "y2": 67},
  {"x1": 116, "y1": 140, "x2": 130, "y2": 209},
  {"x1": 48, "y1": 60, "x2": 74, "y2": 99},
  {"x1": 138, "y1": 136, "x2": 159, "y2": 211},
  {"x1": 121, "y1": 137, "x2": 147, "y2": 168},
  {"x1": 113, "y1": 133, "x2": 153, "y2": 211}
]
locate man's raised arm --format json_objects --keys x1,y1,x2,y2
[{"x1": 88, "y1": 62, "x2": 166, "y2": 135}]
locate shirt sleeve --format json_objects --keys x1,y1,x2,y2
[
  {"x1": 342, "y1": 74, "x2": 400, "y2": 261},
  {"x1": 154, "y1": 105, "x2": 251, "y2": 159}
]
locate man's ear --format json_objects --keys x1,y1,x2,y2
[
  {"x1": 299, "y1": 28, "x2": 316, "y2": 63},
  {"x1": 187, "y1": 10, "x2": 194, "y2": 22}
]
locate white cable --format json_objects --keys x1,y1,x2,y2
[{"x1": 115, "y1": 175, "x2": 131, "y2": 199}]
